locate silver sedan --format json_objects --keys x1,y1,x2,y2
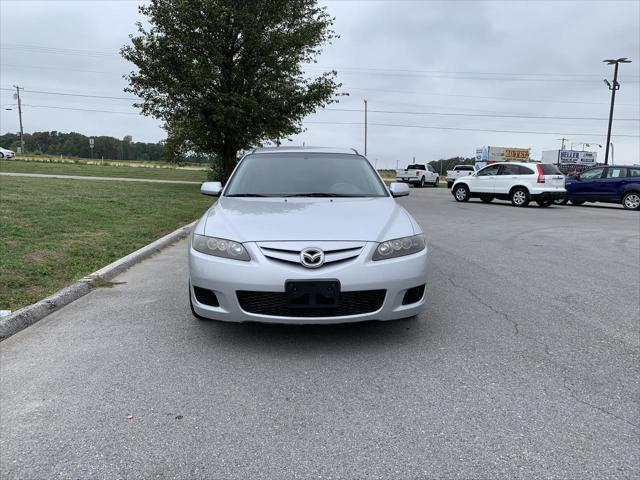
[{"x1": 188, "y1": 147, "x2": 428, "y2": 324}]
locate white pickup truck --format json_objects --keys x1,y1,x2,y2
[
  {"x1": 395, "y1": 163, "x2": 439, "y2": 188},
  {"x1": 446, "y1": 164, "x2": 475, "y2": 188}
]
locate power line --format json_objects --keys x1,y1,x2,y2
[
  {"x1": 3, "y1": 65, "x2": 636, "y2": 106},
  {"x1": 343, "y1": 87, "x2": 637, "y2": 107},
  {"x1": 15, "y1": 95, "x2": 639, "y2": 122},
  {"x1": 0, "y1": 87, "x2": 136, "y2": 101},
  {"x1": 311, "y1": 64, "x2": 640, "y2": 79},
  {"x1": 1, "y1": 63, "x2": 124, "y2": 76},
  {"x1": 307, "y1": 67, "x2": 640, "y2": 83},
  {"x1": 325, "y1": 107, "x2": 640, "y2": 122},
  {"x1": 23, "y1": 104, "x2": 139, "y2": 115},
  {"x1": 8, "y1": 103, "x2": 640, "y2": 138},
  {"x1": 4, "y1": 43, "x2": 639, "y2": 84},
  {"x1": 5, "y1": 87, "x2": 637, "y2": 121},
  {"x1": 1, "y1": 43, "x2": 117, "y2": 58},
  {"x1": 303, "y1": 120, "x2": 640, "y2": 138}
]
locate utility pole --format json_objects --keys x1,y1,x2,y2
[
  {"x1": 610, "y1": 142, "x2": 614, "y2": 165},
  {"x1": 13, "y1": 85, "x2": 24, "y2": 153},
  {"x1": 603, "y1": 58, "x2": 631, "y2": 165},
  {"x1": 363, "y1": 99, "x2": 368, "y2": 156},
  {"x1": 556, "y1": 137, "x2": 569, "y2": 166},
  {"x1": 558, "y1": 137, "x2": 569, "y2": 150}
]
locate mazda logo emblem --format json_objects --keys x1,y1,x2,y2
[{"x1": 300, "y1": 248, "x2": 324, "y2": 268}]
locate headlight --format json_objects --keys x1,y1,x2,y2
[
  {"x1": 373, "y1": 234, "x2": 425, "y2": 261},
  {"x1": 192, "y1": 234, "x2": 250, "y2": 261}
]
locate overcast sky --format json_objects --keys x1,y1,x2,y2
[{"x1": 1, "y1": 0, "x2": 639, "y2": 168}]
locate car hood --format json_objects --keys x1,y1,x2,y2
[{"x1": 198, "y1": 197, "x2": 416, "y2": 242}]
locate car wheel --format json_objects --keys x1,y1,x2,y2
[
  {"x1": 536, "y1": 200, "x2": 553, "y2": 207},
  {"x1": 0, "y1": 153, "x2": 4, "y2": 158},
  {"x1": 510, "y1": 187, "x2": 530, "y2": 207},
  {"x1": 554, "y1": 197, "x2": 568, "y2": 205},
  {"x1": 570, "y1": 200, "x2": 584, "y2": 206},
  {"x1": 433, "y1": 176, "x2": 439, "y2": 187},
  {"x1": 453, "y1": 184, "x2": 470, "y2": 202},
  {"x1": 447, "y1": 181, "x2": 453, "y2": 189},
  {"x1": 419, "y1": 177, "x2": 425, "y2": 188},
  {"x1": 622, "y1": 192, "x2": 640, "y2": 210},
  {"x1": 480, "y1": 195, "x2": 494, "y2": 203}
]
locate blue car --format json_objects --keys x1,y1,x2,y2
[{"x1": 563, "y1": 165, "x2": 640, "y2": 210}]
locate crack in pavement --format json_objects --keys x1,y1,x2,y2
[
  {"x1": 436, "y1": 264, "x2": 638, "y2": 430},
  {"x1": 562, "y1": 370, "x2": 639, "y2": 429}
]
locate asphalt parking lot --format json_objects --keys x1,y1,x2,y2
[{"x1": 1, "y1": 188, "x2": 638, "y2": 479}]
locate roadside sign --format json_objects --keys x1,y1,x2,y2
[
  {"x1": 559, "y1": 150, "x2": 597, "y2": 165},
  {"x1": 475, "y1": 146, "x2": 530, "y2": 165}
]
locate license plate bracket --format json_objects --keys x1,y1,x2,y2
[{"x1": 285, "y1": 280, "x2": 340, "y2": 309}]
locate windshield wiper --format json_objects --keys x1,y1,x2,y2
[
  {"x1": 225, "y1": 193, "x2": 272, "y2": 197},
  {"x1": 282, "y1": 193, "x2": 357, "y2": 197}
]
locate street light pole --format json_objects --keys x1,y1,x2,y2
[
  {"x1": 603, "y1": 57, "x2": 631, "y2": 165},
  {"x1": 363, "y1": 99, "x2": 368, "y2": 156}
]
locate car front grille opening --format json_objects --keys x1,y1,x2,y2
[
  {"x1": 237, "y1": 289, "x2": 386, "y2": 318},
  {"x1": 402, "y1": 284, "x2": 425, "y2": 305},
  {"x1": 193, "y1": 286, "x2": 219, "y2": 307}
]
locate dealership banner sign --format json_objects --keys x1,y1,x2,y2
[
  {"x1": 475, "y1": 146, "x2": 530, "y2": 164},
  {"x1": 559, "y1": 150, "x2": 597, "y2": 165}
]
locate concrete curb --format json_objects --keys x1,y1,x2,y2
[
  {"x1": 0, "y1": 221, "x2": 196, "y2": 341},
  {"x1": 0, "y1": 172, "x2": 201, "y2": 185}
]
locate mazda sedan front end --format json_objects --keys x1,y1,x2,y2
[{"x1": 188, "y1": 147, "x2": 428, "y2": 324}]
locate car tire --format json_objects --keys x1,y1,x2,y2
[
  {"x1": 419, "y1": 177, "x2": 426, "y2": 188},
  {"x1": 510, "y1": 187, "x2": 530, "y2": 207},
  {"x1": 453, "y1": 184, "x2": 470, "y2": 202},
  {"x1": 433, "y1": 176, "x2": 439, "y2": 187},
  {"x1": 0, "y1": 153, "x2": 4, "y2": 158},
  {"x1": 622, "y1": 192, "x2": 640, "y2": 210},
  {"x1": 554, "y1": 197, "x2": 568, "y2": 205},
  {"x1": 570, "y1": 200, "x2": 584, "y2": 206},
  {"x1": 536, "y1": 200, "x2": 553, "y2": 207},
  {"x1": 480, "y1": 195, "x2": 494, "y2": 203},
  {"x1": 447, "y1": 181, "x2": 453, "y2": 189}
]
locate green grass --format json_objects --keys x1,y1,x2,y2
[
  {"x1": 0, "y1": 176, "x2": 214, "y2": 310},
  {"x1": 0, "y1": 159, "x2": 207, "y2": 182}
]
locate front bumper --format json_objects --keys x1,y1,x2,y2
[{"x1": 189, "y1": 241, "x2": 428, "y2": 324}]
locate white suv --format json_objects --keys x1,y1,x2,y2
[{"x1": 451, "y1": 162, "x2": 566, "y2": 207}]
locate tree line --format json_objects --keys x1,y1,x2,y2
[
  {"x1": 428, "y1": 157, "x2": 476, "y2": 174},
  {"x1": 0, "y1": 131, "x2": 168, "y2": 162}
]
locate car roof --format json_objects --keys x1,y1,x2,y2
[
  {"x1": 481, "y1": 162, "x2": 536, "y2": 167},
  {"x1": 250, "y1": 146, "x2": 360, "y2": 155}
]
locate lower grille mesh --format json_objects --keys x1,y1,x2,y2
[{"x1": 237, "y1": 290, "x2": 386, "y2": 317}]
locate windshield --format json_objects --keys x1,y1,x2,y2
[{"x1": 225, "y1": 153, "x2": 389, "y2": 197}]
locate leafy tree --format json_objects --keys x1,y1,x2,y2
[
  {"x1": 121, "y1": 0, "x2": 342, "y2": 181},
  {"x1": 429, "y1": 157, "x2": 475, "y2": 176}
]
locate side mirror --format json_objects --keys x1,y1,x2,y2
[
  {"x1": 201, "y1": 181, "x2": 223, "y2": 196},
  {"x1": 389, "y1": 182, "x2": 410, "y2": 197}
]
